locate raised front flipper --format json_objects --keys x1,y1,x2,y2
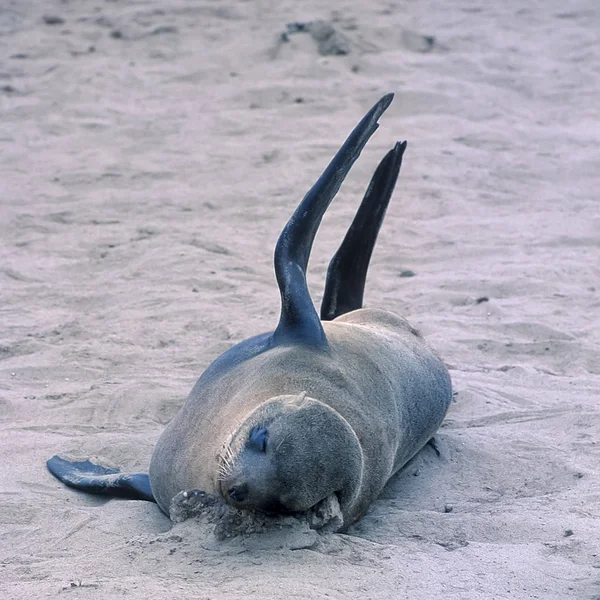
[
  {"x1": 47, "y1": 455, "x2": 155, "y2": 503},
  {"x1": 321, "y1": 141, "x2": 407, "y2": 321},
  {"x1": 273, "y1": 94, "x2": 395, "y2": 347}
]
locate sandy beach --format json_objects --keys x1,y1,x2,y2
[{"x1": 1, "y1": 0, "x2": 599, "y2": 598}]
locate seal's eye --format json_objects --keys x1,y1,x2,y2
[{"x1": 248, "y1": 426, "x2": 268, "y2": 452}]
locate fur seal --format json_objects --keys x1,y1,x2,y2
[{"x1": 47, "y1": 93, "x2": 452, "y2": 531}]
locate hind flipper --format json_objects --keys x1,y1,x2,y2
[
  {"x1": 47, "y1": 456, "x2": 155, "y2": 503},
  {"x1": 273, "y1": 94, "x2": 394, "y2": 346},
  {"x1": 321, "y1": 141, "x2": 406, "y2": 321}
]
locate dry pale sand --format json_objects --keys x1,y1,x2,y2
[{"x1": 1, "y1": 0, "x2": 599, "y2": 598}]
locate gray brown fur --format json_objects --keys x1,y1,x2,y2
[{"x1": 149, "y1": 309, "x2": 452, "y2": 529}]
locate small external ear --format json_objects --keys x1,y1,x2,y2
[{"x1": 287, "y1": 391, "x2": 309, "y2": 407}]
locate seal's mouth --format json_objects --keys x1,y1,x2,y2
[
  {"x1": 217, "y1": 476, "x2": 300, "y2": 515},
  {"x1": 257, "y1": 498, "x2": 293, "y2": 515}
]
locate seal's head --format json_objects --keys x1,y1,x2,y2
[{"x1": 218, "y1": 392, "x2": 363, "y2": 515}]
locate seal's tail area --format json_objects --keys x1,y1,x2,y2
[
  {"x1": 320, "y1": 141, "x2": 407, "y2": 321},
  {"x1": 47, "y1": 455, "x2": 155, "y2": 503},
  {"x1": 272, "y1": 93, "x2": 394, "y2": 347}
]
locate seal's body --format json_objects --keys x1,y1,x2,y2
[
  {"x1": 47, "y1": 94, "x2": 453, "y2": 531},
  {"x1": 150, "y1": 309, "x2": 451, "y2": 526}
]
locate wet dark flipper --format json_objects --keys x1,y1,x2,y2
[
  {"x1": 273, "y1": 94, "x2": 394, "y2": 347},
  {"x1": 46, "y1": 455, "x2": 155, "y2": 503},
  {"x1": 321, "y1": 141, "x2": 407, "y2": 321}
]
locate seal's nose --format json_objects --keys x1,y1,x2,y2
[{"x1": 227, "y1": 483, "x2": 248, "y2": 503}]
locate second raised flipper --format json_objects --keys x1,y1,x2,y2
[{"x1": 321, "y1": 141, "x2": 406, "y2": 321}]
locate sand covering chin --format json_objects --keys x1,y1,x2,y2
[
  {"x1": 1, "y1": 0, "x2": 599, "y2": 598},
  {"x1": 169, "y1": 490, "x2": 343, "y2": 550}
]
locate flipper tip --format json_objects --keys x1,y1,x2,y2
[
  {"x1": 369, "y1": 93, "x2": 394, "y2": 120},
  {"x1": 380, "y1": 92, "x2": 395, "y2": 109},
  {"x1": 395, "y1": 140, "x2": 408, "y2": 155}
]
